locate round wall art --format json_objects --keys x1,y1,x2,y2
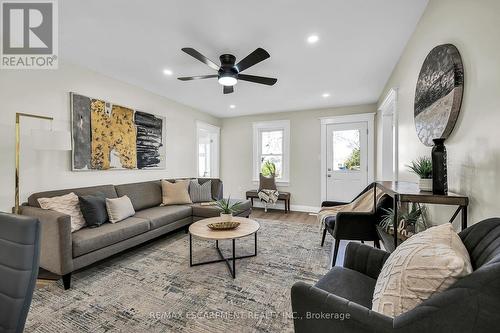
[{"x1": 414, "y1": 44, "x2": 464, "y2": 147}]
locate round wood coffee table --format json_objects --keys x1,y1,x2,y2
[{"x1": 188, "y1": 216, "x2": 260, "y2": 278}]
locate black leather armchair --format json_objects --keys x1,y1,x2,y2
[
  {"x1": 321, "y1": 183, "x2": 392, "y2": 266},
  {"x1": 292, "y1": 218, "x2": 500, "y2": 333},
  {"x1": 0, "y1": 212, "x2": 41, "y2": 333}
]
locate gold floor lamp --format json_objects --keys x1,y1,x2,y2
[{"x1": 14, "y1": 112, "x2": 71, "y2": 214}]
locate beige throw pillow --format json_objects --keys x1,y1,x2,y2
[
  {"x1": 161, "y1": 179, "x2": 192, "y2": 205},
  {"x1": 105, "y1": 196, "x2": 135, "y2": 223},
  {"x1": 38, "y1": 192, "x2": 86, "y2": 232},
  {"x1": 372, "y1": 223, "x2": 472, "y2": 318}
]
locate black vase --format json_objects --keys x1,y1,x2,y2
[{"x1": 432, "y1": 138, "x2": 448, "y2": 195}]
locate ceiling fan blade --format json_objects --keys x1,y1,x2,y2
[
  {"x1": 177, "y1": 74, "x2": 218, "y2": 81},
  {"x1": 181, "y1": 48, "x2": 220, "y2": 71},
  {"x1": 237, "y1": 74, "x2": 277, "y2": 86},
  {"x1": 235, "y1": 48, "x2": 270, "y2": 73},
  {"x1": 223, "y1": 86, "x2": 234, "y2": 94}
]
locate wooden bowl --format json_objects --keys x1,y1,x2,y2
[{"x1": 207, "y1": 221, "x2": 241, "y2": 230}]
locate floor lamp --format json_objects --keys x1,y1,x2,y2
[{"x1": 14, "y1": 112, "x2": 71, "y2": 214}]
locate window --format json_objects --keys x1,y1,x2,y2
[
  {"x1": 253, "y1": 120, "x2": 290, "y2": 184},
  {"x1": 196, "y1": 122, "x2": 220, "y2": 178}
]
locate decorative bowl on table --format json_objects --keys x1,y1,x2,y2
[{"x1": 207, "y1": 221, "x2": 240, "y2": 230}]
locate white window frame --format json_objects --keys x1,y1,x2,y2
[
  {"x1": 252, "y1": 120, "x2": 290, "y2": 185},
  {"x1": 196, "y1": 121, "x2": 220, "y2": 178}
]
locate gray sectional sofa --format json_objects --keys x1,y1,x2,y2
[{"x1": 20, "y1": 178, "x2": 251, "y2": 289}]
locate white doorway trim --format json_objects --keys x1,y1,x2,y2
[
  {"x1": 196, "y1": 121, "x2": 220, "y2": 178},
  {"x1": 320, "y1": 113, "x2": 375, "y2": 204},
  {"x1": 378, "y1": 88, "x2": 398, "y2": 181}
]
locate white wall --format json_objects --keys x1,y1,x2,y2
[
  {"x1": 0, "y1": 62, "x2": 220, "y2": 212},
  {"x1": 378, "y1": 0, "x2": 500, "y2": 224},
  {"x1": 221, "y1": 104, "x2": 377, "y2": 211}
]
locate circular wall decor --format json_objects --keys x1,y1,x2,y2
[{"x1": 414, "y1": 44, "x2": 464, "y2": 147}]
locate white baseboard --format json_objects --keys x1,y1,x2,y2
[{"x1": 249, "y1": 200, "x2": 320, "y2": 213}]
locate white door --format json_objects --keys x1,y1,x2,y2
[{"x1": 326, "y1": 122, "x2": 368, "y2": 202}]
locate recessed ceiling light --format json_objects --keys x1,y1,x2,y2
[
  {"x1": 163, "y1": 69, "x2": 173, "y2": 76},
  {"x1": 322, "y1": 93, "x2": 330, "y2": 98},
  {"x1": 307, "y1": 34, "x2": 319, "y2": 44},
  {"x1": 229, "y1": 104, "x2": 236, "y2": 109}
]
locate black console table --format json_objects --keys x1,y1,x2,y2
[{"x1": 374, "y1": 181, "x2": 469, "y2": 252}]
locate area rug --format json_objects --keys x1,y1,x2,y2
[{"x1": 25, "y1": 219, "x2": 331, "y2": 333}]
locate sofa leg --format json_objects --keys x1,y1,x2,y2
[
  {"x1": 62, "y1": 273, "x2": 72, "y2": 290},
  {"x1": 320, "y1": 229, "x2": 327, "y2": 247},
  {"x1": 374, "y1": 239, "x2": 381, "y2": 249},
  {"x1": 332, "y1": 239, "x2": 340, "y2": 268}
]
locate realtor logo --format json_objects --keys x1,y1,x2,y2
[{"x1": 1, "y1": 0, "x2": 58, "y2": 69}]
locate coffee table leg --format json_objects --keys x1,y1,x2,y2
[
  {"x1": 232, "y1": 239, "x2": 236, "y2": 278},
  {"x1": 254, "y1": 232, "x2": 258, "y2": 255},
  {"x1": 189, "y1": 233, "x2": 193, "y2": 267}
]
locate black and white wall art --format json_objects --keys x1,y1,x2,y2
[{"x1": 414, "y1": 44, "x2": 464, "y2": 147}]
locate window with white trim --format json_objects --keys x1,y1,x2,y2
[{"x1": 253, "y1": 120, "x2": 290, "y2": 184}]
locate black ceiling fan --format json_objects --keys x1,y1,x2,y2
[{"x1": 178, "y1": 47, "x2": 277, "y2": 94}]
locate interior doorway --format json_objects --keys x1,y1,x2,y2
[
  {"x1": 196, "y1": 121, "x2": 220, "y2": 178},
  {"x1": 378, "y1": 88, "x2": 398, "y2": 181}
]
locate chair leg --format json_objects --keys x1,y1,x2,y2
[
  {"x1": 332, "y1": 239, "x2": 340, "y2": 268},
  {"x1": 321, "y1": 228, "x2": 327, "y2": 247},
  {"x1": 374, "y1": 239, "x2": 381, "y2": 249},
  {"x1": 62, "y1": 273, "x2": 72, "y2": 290}
]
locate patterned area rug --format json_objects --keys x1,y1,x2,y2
[{"x1": 26, "y1": 219, "x2": 331, "y2": 333}]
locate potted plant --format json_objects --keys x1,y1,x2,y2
[
  {"x1": 215, "y1": 196, "x2": 242, "y2": 222},
  {"x1": 379, "y1": 204, "x2": 428, "y2": 240},
  {"x1": 261, "y1": 161, "x2": 276, "y2": 177},
  {"x1": 407, "y1": 157, "x2": 432, "y2": 191}
]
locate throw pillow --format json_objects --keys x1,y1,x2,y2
[
  {"x1": 105, "y1": 195, "x2": 135, "y2": 223},
  {"x1": 372, "y1": 223, "x2": 472, "y2": 318},
  {"x1": 189, "y1": 179, "x2": 212, "y2": 203},
  {"x1": 258, "y1": 173, "x2": 277, "y2": 191},
  {"x1": 161, "y1": 179, "x2": 192, "y2": 205},
  {"x1": 79, "y1": 192, "x2": 109, "y2": 227},
  {"x1": 38, "y1": 192, "x2": 86, "y2": 232}
]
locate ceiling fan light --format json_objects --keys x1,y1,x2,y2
[{"x1": 218, "y1": 76, "x2": 237, "y2": 86}]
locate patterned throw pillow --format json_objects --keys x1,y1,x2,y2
[
  {"x1": 189, "y1": 179, "x2": 212, "y2": 203},
  {"x1": 38, "y1": 192, "x2": 87, "y2": 232},
  {"x1": 372, "y1": 223, "x2": 472, "y2": 317}
]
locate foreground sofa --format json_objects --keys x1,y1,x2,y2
[
  {"x1": 21, "y1": 178, "x2": 251, "y2": 289},
  {"x1": 291, "y1": 218, "x2": 500, "y2": 333}
]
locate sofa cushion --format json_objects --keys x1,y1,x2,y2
[
  {"x1": 191, "y1": 199, "x2": 252, "y2": 218},
  {"x1": 115, "y1": 181, "x2": 162, "y2": 211},
  {"x1": 315, "y1": 266, "x2": 376, "y2": 309},
  {"x1": 72, "y1": 216, "x2": 150, "y2": 257},
  {"x1": 28, "y1": 185, "x2": 118, "y2": 208},
  {"x1": 38, "y1": 192, "x2": 87, "y2": 233},
  {"x1": 134, "y1": 205, "x2": 192, "y2": 229},
  {"x1": 106, "y1": 196, "x2": 136, "y2": 223},
  {"x1": 189, "y1": 179, "x2": 213, "y2": 203},
  {"x1": 161, "y1": 180, "x2": 192, "y2": 205}
]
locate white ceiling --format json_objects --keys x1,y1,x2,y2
[{"x1": 60, "y1": 0, "x2": 428, "y2": 118}]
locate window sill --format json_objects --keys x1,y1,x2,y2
[{"x1": 252, "y1": 179, "x2": 290, "y2": 187}]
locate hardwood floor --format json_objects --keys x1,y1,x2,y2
[{"x1": 250, "y1": 207, "x2": 318, "y2": 225}]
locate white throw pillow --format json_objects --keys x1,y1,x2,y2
[
  {"x1": 372, "y1": 223, "x2": 472, "y2": 318},
  {"x1": 105, "y1": 196, "x2": 135, "y2": 223},
  {"x1": 38, "y1": 192, "x2": 86, "y2": 232}
]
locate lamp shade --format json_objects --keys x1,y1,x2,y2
[{"x1": 31, "y1": 129, "x2": 72, "y2": 151}]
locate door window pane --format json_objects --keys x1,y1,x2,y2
[{"x1": 333, "y1": 129, "x2": 360, "y2": 171}]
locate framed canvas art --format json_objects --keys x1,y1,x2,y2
[{"x1": 71, "y1": 92, "x2": 166, "y2": 171}]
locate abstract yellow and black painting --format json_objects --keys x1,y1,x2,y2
[{"x1": 71, "y1": 92, "x2": 165, "y2": 170}]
